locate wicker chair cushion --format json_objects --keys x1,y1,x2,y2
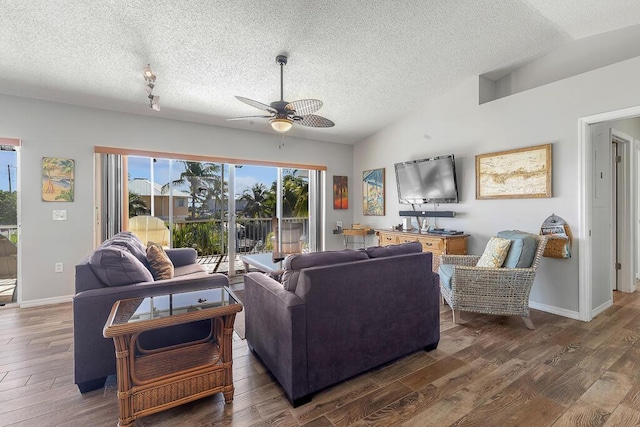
[
  {"x1": 281, "y1": 250, "x2": 369, "y2": 292},
  {"x1": 476, "y1": 237, "x2": 512, "y2": 268},
  {"x1": 438, "y1": 264, "x2": 455, "y2": 290},
  {"x1": 497, "y1": 230, "x2": 538, "y2": 268},
  {"x1": 88, "y1": 246, "x2": 154, "y2": 287},
  {"x1": 365, "y1": 241, "x2": 422, "y2": 258}
]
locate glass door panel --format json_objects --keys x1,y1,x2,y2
[
  {"x1": 0, "y1": 146, "x2": 17, "y2": 306},
  {"x1": 234, "y1": 164, "x2": 277, "y2": 256}
]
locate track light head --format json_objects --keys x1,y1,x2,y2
[
  {"x1": 143, "y1": 64, "x2": 156, "y2": 82},
  {"x1": 148, "y1": 94, "x2": 160, "y2": 111}
]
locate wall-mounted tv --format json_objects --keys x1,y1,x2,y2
[{"x1": 394, "y1": 154, "x2": 459, "y2": 204}]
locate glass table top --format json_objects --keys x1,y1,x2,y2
[{"x1": 117, "y1": 287, "x2": 239, "y2": 325}]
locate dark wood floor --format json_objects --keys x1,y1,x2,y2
[{"x1": 1, "y1": 288, "x2": 640, "y2": 427}]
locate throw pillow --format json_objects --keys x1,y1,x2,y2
[
  {"x1": 497, "y1": 230, "x2": 538, "y2": 268},
  {"x1": 146, "y1": 241, "x2": 175, "y2": 280},
  {"x1": 88, "y1": 246, "x2": 153, "y2": 286},
  {"x1": 103, "y1": 231, "x2": 149, "y2": 266},
  {"x1": 476, "y1": 237, "x2": 512, "y2": 268}
]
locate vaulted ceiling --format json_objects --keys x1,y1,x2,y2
[{"x1": 2, "y1": 1, "x2": 640, "y2": 144}]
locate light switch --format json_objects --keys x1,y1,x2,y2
[{"x1": 53, "y1": 210, "x2": 67, "y2": 221}]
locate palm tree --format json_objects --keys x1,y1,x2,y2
[
  {"x1": 163, "y1": 161, "x2": 221, "y2": 219},
  {"x1": 128, "y1": 192, "x2": 149, "y2": 217},
  {"x1": 272, "y1": 174, "x2": 308, "y2": 217},
  {"x1": 239, "y1": 183, "x2": 275, "y2": 218}
]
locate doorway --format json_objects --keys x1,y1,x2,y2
[
  {"x1": 0, "y1": 140, "x2": 19, "y2": 307},
  {"x1": 580, "y1": 109, "x2": 640, "y2": 321}
]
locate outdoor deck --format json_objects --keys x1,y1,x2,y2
[{"x1": 197, "y1": 253, "x2": 251, "y2": 276}]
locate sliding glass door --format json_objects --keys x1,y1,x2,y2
[
  {"x1": 0, "y1": 142, "x2": 18, "y2": 306},
  {"x1": 98, "y1": 150, "x2": 324, "y2": 276}
]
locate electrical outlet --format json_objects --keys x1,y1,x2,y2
[{"x1": 55, "y1": 262, "x2": 63, "y2": 273}]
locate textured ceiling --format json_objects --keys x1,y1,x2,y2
[{"x1": 1, "y1": 1, "x2": 640, "y2": 144}]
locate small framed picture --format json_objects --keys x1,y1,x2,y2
[
  {"x1": 42, "y1": 157, "x2": 75, "y2": 202},
  {"x1": 333, "y1": 176, "x2": 348, "y2": 209}
]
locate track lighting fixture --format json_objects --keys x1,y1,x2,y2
[
  {"x1": 143, "y1": 64, "x2": 156, "y2": 82},
  {"x1": 143, "y1": 64, "x2": 160, "y2": 111},
  {"x1": 148, "y1": 94, "x2": 160, "y2": 111}
]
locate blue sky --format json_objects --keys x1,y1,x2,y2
[
  {"x1": 0, "y1": 150, "x2": 17, "y2": 192},
  {"x1": 128, "y1": 156, "x2": 278, "y2": 195}
]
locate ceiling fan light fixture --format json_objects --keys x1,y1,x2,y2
[{"x1": 270, "y1": 117, "x2": 293, "y2": 133}]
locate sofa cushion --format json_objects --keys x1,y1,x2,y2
[
  {"x1": 88, "y1": 246, "x2": 153, "y2": 286},
  {"x1": 174, "y1": 263, "x2": 207, "y2": 277},
  {"x1": 102, "y1": 231, "x2": 148, "y2": 266},
  {"x1": 365, "y1": 241, "x2": 422, "y2": 258},
  {"x1": 146, "y1": 242, "x2": 175, "y2": 280},
  {"x1": 438, "y1": 264, "x2": 455, "y2": 290},
  {"x1": 497, "y1": 230, "x2": 538, "y2": 268},
  {"x1": 281, "y1": 250, "x2": 369, "y2": 292},
  {"x1": 476, "y1": 237, "x2": 512, "y2": 268}
]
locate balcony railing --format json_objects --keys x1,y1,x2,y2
[{"x1": 170, "y1": 217, "x2": 308, "y2": 274}]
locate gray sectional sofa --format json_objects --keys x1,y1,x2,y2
[
  {"x1": 243, "y1": 242, "x2": 440, "y2": 406},
  {"x1": 73, "y1": 231, "x2": 228, "y2": 393}
]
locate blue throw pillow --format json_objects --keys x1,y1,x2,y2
[{"x1": 497, "y1": 230, "x2": 538, "y2": 268}]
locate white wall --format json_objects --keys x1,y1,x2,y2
[
  {"x1": 0, "y1": 94, "x2": 354, "y2": 304},
  {"x1": 354, "y1": 55, "x2": 640, "y2": 316}
]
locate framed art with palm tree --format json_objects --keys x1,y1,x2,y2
[
  {"x1": 42, "y1": 157, "x2": 74, "y2": 202},
  {"x1": 333, "y1": 176, "x2": 348, "y2": 209}
]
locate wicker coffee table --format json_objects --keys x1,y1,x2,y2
[{"x1": 103, "y1": 287, "x2": 242, "y2": 427}]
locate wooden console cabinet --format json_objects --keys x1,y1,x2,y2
[{"x1": 375, "y1": 230, "x2": 468, "y2": 271}]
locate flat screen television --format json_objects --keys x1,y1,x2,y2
[{"x1": 394, "y1": 154, "x2": 459, "y2": 204}]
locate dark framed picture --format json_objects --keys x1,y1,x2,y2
[{"x1": 333, "y1": 176, "x2": 348, "y2": 209}]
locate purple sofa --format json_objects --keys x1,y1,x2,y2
[
  {"x1": 73, "y1": 231, "x2": 228, "y2": 393},
  {"x1": 243, "y1": 242, "x2": 440, "y2": 406}
]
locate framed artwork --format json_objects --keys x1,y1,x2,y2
[
  {"x1": 362, "y1": 168, "x2": 385, "y2": 216},
  {"x1": 476, "y1": 143, "x2": 552, "y2": 199},
  {"x1": 42, "y1": 157, "x2": 75, "y2": 202},
  {"x1": 333, "y1": 176, "x2": 348, "y2": 209}
]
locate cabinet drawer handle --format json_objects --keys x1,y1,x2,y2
[{"x1": 425, "y1": 243, "x2": 433, "y2": 246}]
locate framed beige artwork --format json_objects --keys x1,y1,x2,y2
[
  {"x1": 476, "y1": 144, "x2": 552, "y2": 199},
  {"x1": 42, "y1": 157, "x2": 75, "y2": 202}
]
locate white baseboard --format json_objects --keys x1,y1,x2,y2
[
  {"x1": 20, "y1": 294, "x2": 73, "y2": 308},
  {"x1": 529, "y1": 301, "x2": 581, "y2": 321},
  {"x1": 591, "y1": 300, "x2": 612, "y2": 319}
]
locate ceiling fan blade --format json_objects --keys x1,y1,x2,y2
[
  {"x1": 295, "y1": 114, "x2": 335, "y2": 128},
  {"x1": 227, "y1": 115, "x2": 272, "y2": 121},
  {"x1": 235, "y1": 96, "x2": 277, "y2": 113},
  {"x1": 285, "y1": 99, "x2": 323, "y2": 116}
]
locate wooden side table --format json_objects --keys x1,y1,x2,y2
[{"x1": 103, "y1": 287, "x2": 242, "y2": 427}]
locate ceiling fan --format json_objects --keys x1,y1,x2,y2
[{"x1": 228, "y1": 55, "x2": 335, "y2": 133}]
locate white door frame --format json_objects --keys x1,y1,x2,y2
[
  {"x1": 611, "y1": 129, "x2": 635, "y2": 294},
  {"x1": 579, "y1": 105, "x2": 640, "y2": 321}
]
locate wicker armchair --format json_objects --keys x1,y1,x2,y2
[{"x1": 439, "y1": 231, "x2": 548, "y2": 329}]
